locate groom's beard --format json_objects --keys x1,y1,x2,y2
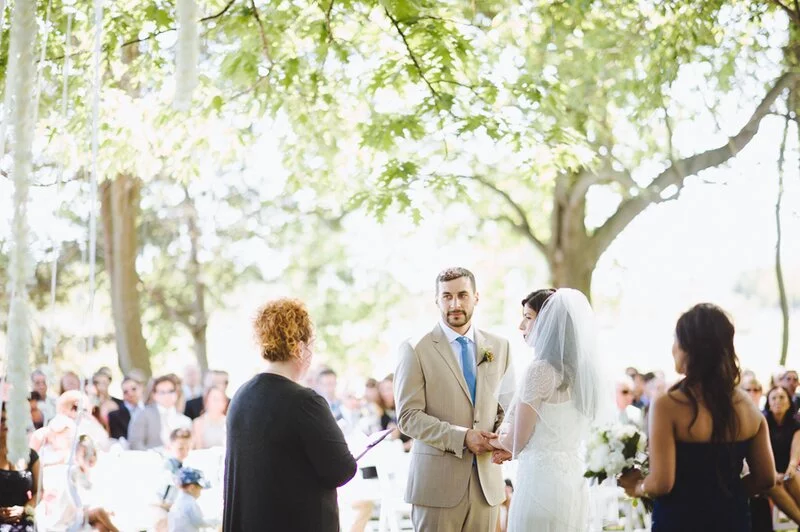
[{"x1": 446, "y1": 310, "x2": 472, "y2": 328}]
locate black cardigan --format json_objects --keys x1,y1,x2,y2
[{"x1": 223, "y1": 373, "x2": 357, "y2": 532}]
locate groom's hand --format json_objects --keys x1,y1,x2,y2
[{"x1": 465, "y1": 429, "x2": 497, "y2": 454}]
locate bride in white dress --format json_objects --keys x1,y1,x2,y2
[{"x1": 492, "y1": 288, "x2": 608, "y2": 532}]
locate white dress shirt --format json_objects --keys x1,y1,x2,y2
[
  {"x1": 168, "y1": 491, "x2": 220, "y2": 532},
  {"x1": 439, "y1": 320, "x2": 477, "y2": 375},
  {"x1": 156, "y1": 405, "x2": 191, "y2": 447}
]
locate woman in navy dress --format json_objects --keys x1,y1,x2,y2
[
  {"x1": 763, "y1": 385, "x2": 800, "y2": 524},
  {"x1": 620, "y1": 303, "x2": 775, "y2": 531},
  {"x1": 0, "y1": 405, "x2": 39, "y2": 532}
]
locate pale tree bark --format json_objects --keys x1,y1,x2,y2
[
  {"x1": 148, "y1": 186, "x2": 209, "y2": 371},
  {"x1": 97, "y1": 45, "x2": 155, "y2": 377},
  {"x1": 465, "y1": 72, "x2": 798, "y2": 301},
  {"x1": 776, "y1": 112, "x2": 791, "y2": 366},
  {"x1": 100, "y1": 175, "x2": 152, "y2": 377},
  {"x1": 184, "y1": 186, "x2": 209, "y2": 371}
]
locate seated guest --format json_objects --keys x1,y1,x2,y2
[
  {"x1": 59, "y1": 371, "x2": 81, "y2": 395},
  {"x1": 316, "y1": 368, "x2": 343, "y2": 420},
  {"x1": 780, "y1": 369, "x2": 800, "y2": 412},
  {"x1": 616, "y1": 376, "x2": 644, "y2": 428},
  {"x1": 31, "y1": 369, "x2": 56, "y2": 422},
  {"x1": 108, "y1": 376, "x2": 144, "y2": 441},
  {"x1": 29, "y1": 392, "x2": 45, "y2": 429},
  {"x1": 625, "y1": 367, "x2": 646, "y2": 409},
  {"x1": 377, "y1": 374, "x2": 411, "y2": 450},
  {"x1": 741, "y1": 373, "x2": 764, "y2": 409},
  {"x1": 168, "y1": 468, "x2": 220, "y2": 532},
  {"x1": 184, "y1": 370, "x2": 229, "y2": 421},
  {"x1": 31, "y1": 391, "x2": 110, "y2": 464},
  {"x1": 36, "y1": 435, "x2": 120, "y2": 532},
  {"x1": 92, "y1": 368, "x2": 124, "y2": 428},
  {"x1": 191, "y1": 386, "x2": 228, "y2": 449},
  {"x1": 182, "y1": 364, "x2": 203, "y2": 402},
  {"x1": 0, "y1": 405, "x2": 40, "y2": 532},
  {"x1": 619, "y1": 303, "x2": 775, "y2": 530},
  {"x1": 224, "y1": 298, "x2": 357, "y2": 531},
  {"x1": 764, "y1": 385, "x2": 800, "y2": 523},
  {"x1": 152, "y1": 428, "x2": 194, "y2": 532},
  {"x1": 128, "y1": 375, "x2": 191, "y2": 450}
]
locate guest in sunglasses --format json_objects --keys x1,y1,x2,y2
[
  {"x1": 741, "y1": 373, "x2": 764, "y2": 409},
  {"x1": 616, "y1": 375, "x2": 644, "y2": 429}
]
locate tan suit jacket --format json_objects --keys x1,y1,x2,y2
[{"x1": 394, "y1": 323, "x2": 510, "y2": 508}]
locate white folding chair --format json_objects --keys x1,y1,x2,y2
[{"x1": 372, "y1": 443, "x2": 413, "y2": 532}]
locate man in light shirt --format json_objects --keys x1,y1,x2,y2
[
  {"x1": 31, "y1": 368, "x2": 56, "y2": 422},
  {"x1": 108, "y1": 376, "x2": 144, "y2": 440},
  {"x1": 128, "y1": 375, "x2": 191, "y2": 450}
]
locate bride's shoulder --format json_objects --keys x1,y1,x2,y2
[{"x1": 525, "y1": 360, "x2": 558, "y2": 380}]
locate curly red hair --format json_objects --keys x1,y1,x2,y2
[{"x1": 254, "y1": 298, "x2": 314, "y2": 362}]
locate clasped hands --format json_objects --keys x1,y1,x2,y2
[
  {"x1": 0, "y1": 505, "x2": 25, "y2": 524},
  {"x1": 465, "y1": 429, "x2": 511, "y2": 464}
]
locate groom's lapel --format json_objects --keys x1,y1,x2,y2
[
  {"x1": 431, "y1": 324, "x2": 472, "y2": 404},
  {"x1": 475, "y1": 329, "x2": 490, "y2": 406}
]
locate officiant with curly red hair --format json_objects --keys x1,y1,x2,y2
[{"x1": 223, "y1": 298, "x2": 357, "y2": 532}]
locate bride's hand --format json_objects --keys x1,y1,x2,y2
[{"x1": 491, "y1": 449, "x2": 512, "y2": 464}]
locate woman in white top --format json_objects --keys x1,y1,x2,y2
[{"x1": 192, "y1": 387, "x2": 228, "y2": 449}]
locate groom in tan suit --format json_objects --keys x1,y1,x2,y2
[{"x1": 394, "y1": 267, "x2": 511, "y2": 531}]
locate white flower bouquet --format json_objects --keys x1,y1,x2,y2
[{"x1": 584, "y1": 423, "x2": 652, "y2": 510}]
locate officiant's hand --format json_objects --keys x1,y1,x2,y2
[
  {"x1": 465, "y1": 429, "x2": 497, "y2": 454},
  {"x1": 491, "y1": 449, "x2": 512, "y2": 464}
]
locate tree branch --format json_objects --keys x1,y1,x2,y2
[
  {"x1": 120, "y1": 0, "x2": 240, "y2": 50},
  {"x1": 319, "y1": 0, "x2": 335, "y2": 41},
  {"x1": 771, "y1": 0, "x2": 800, "y2": 23},
  {"x1": 200, "y1": 0, "x2": 238, "y2": 23},
  {"x1": 459, "y1": 174, "x2": 548, "y2": 254},
  {"x1": 591, "y1": 71, "x2": 799, "y2": 258},
  {"x1": 47, "y1": 0, "x2": 239, "y2": 62},
  {"x1": 383, "y1": 7, "x2": 440, "y2": 105},
  {"x1": 149, "y1": 287, "x2": 193, "y2": 327},
  {"x1": 568, "y1": 162, "x2": 638, "y2": 208},
  {"x1": 403, "y1": 15, "x2": 483, "y2": 29},
  {"x1": 249, "y1": 0, "x2": 273, "y2": 63}
]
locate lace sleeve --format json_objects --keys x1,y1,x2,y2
[
  {"x1": 497, "y1": 361, "x2": 558, "y2": 457},
  {"x1": 519, "y1": 360, "x2": 558, "y2": 406}
]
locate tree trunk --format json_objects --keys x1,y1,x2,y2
[
  {"x1": 548, "y1": 175, "x2": 596, "y2": 298},
  {"x1": 776, "y1": 113, "x2": 791, "y2": 366},
  {"x1": 549, "y1": 249, "x2": 595, "y2": 297},
  {"x1": 192, "y1": 325, "x2": 209, "y2": 372},
  {"x1": 184, "y1": 188, "x2": 209, "y2": 371},
  {"x1": 100, "y1": 175, "x2": 152, "y2": 377}
]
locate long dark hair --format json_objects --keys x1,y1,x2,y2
[
  {"x1": 672, "y1": 303, "x2": 740, "y2": 443},
  {"x1": 763, "y1": 385, "x2": 793, "y2": 426},
  {"x1": 522, "y1": 288, "x2": 556, "y2": 313}
]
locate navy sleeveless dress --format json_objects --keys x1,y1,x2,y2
[{"x1": 652, "y1": 440, "x2": 751, "y2": 532}]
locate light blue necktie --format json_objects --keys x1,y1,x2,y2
[{"x1": 456, "y1": 336, "x2": 476, "y2": 404}]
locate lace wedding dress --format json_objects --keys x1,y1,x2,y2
[
  {"x1": 507, "y1": 398, "x2": 590, "y2": 531},
  {"x1": 496, "y1": 289, "x2": 606, "y2": 532}
]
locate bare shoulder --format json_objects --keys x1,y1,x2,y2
[
  {"x1": 732, "y1": 388, "x2": 764, "y2": 437},
  {"x1": 653, "y1": 391, "x2": 681, "y2": 415}
]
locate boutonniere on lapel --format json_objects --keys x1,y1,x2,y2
[{"x1": 478, "y1": 347, "x2": 494, "y2": 366}]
